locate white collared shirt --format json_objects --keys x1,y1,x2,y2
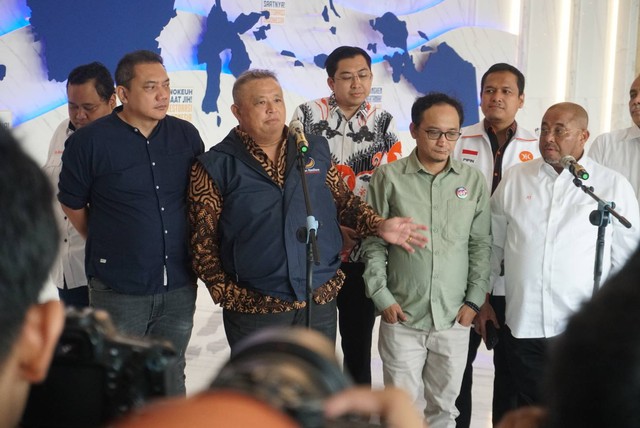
[
  {"x1": 491, "y1": 156, "x2": 640, "y2": 338},
  {"x1": 589, "y1": 125, "x2": 640, "y2": 203},
  {"x1": 453, "y1": 121, "x2": 540, "y2": 295},
  {"x1": 42, "y1": 119, "x2": 87, "y2": 289}
]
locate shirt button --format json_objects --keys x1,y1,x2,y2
[
  {"x1": 161, "y1": 207, "x2": 165, "y2": 211},
  {"x1": 165, "y1": 255, "x2": 168, "y2": 260},
  {"x1": 432, "y1": 228, "x2": 438, "y2": 233},
  {"x1": 165, "y1": 230, "x2": 168, "y2": 234},
  {"x1": 494, "y1": 172, "x2": 498, "y2": 176},
  {"x1": 64, "y1": 239, "x2": 68, "y2": 242},
  {"x1": 156, "y1": 185, "x2": 159, "y2": 189},
  {"x1": 152, "y1": 162, "x2": 156, "y2": 166},
  {"x1": 64, "y1": 216, "x2": 67, "y2": 220}
]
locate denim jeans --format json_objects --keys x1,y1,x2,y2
[
  {"x1": 58, "y1": 278, "x2": 89, "y2": 308},
  {"x1": 89, "y1": 277, "x2": 197, "y2": 395}
]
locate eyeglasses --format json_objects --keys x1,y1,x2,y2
[
  {"x1": 333, "y1": 71, "x2": 372, "y2": 82},
  {"x1": 421, "y1": 129, "x2": 462, "y2": 141},
  {"x1": 536, "y1": 127, "x2": 579, "y2": 138}
]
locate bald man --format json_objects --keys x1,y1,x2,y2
[
  {"x1": 589, "y1": 74, "x2": 640, "y2": 203},
  {"x1": 491, "y1": 102, "x2": 640, "y2": 407}
]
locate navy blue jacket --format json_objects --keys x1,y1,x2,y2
[{"x1": 198, "y1": 129, "x2": 342, "y2": 302}]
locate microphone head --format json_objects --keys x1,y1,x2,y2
[
  {"x1": 560, "y1": 155, "x2": 576, "y2": 169},
  {"x1": 289, "y1": 119, "x2": 303, "y2": 133},
  {"x1": 288, "y1": 119, "x2": 308, "y2": 153}
]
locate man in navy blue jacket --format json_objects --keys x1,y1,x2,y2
[{"x1": 188, "y1": 69, "x2": 427, "y2": 352}]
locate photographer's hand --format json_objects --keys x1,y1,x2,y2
[{"x1": 324, "y1": 386, "x2": 426, "y2": 428}]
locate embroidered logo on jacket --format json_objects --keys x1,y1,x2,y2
[
  {"x1": 461, "y1": 148, "x2": 478, "y2": 164},
  {"x1": 304, "y1": 157, "x2": 320, "y2": 174}
]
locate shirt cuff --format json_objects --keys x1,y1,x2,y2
[
  {"x1": 464, "y1": 285, "x2": 487, "y2": 309},
  {"x1": 370, "y1": 286, "x2": 397, "y2": 312},
  {"x1": 57, "y1": 192, "x2": 87, "y2": 210}
]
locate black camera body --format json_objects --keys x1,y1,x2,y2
[
  {"x1": 21, "y1": 308, "x2": 179, "y2": 428},
  {"x1": 210, "y1": 327, "x2": 384, "y2": 428}
]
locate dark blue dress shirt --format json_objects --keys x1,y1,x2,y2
[{"x1": 58, "y1": 107, "x2": 205, "y2": 295}]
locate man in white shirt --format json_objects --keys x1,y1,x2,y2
[
  {"x1": 589, "y1": 74, "x2": 640, "y2": 202},
  {"x1": 452, "y1": 63, "x2": 539, "y2": 427},
  {"x1": 491, "y1": 102, "x2": 640, "y2": 407},
  {"x1": 42, "y1": 62, "x2": 116, "y2": 307}
]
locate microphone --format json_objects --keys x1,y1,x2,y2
[
  {"x1": 288, "y1": 119, "x2": 309, "y2": 154},
  {"x1": 560, "y1": 155, "x2": 589, "y2": 180}
]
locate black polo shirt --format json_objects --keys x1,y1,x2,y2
[{"x1": 58, "y1": 107, "x2": 204, "y2": 295}]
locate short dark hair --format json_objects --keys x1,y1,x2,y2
[
  {"x1": 325, "y1": 46, "x2": 371, "y2": 78},
  {"x1": 232, "y1": 69, "x2": 279, "y2": 105},
  {"x1": 115, "y1": 50, "x2": 164, "y2": 88},
  {"x1": 411, "y1": 92, "x2": 464, "y2": 128},
  {"x1": 544, "y1": 245, "x2": 640, "y2": 428},
  {"x1": 0, "y1": 127, "x2": 59, "y2": 363},
  {"x1": 67, "y1": 61, "x2": 115, "y2": 102},
  {"x1": 480, "y1": 63, "x2": 525, "y2": 96}
]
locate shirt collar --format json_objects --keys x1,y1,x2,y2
[
  {"x1": 234, "y1": 126, "x2": 288, "y2": 156},
  {"x1": 537, "y1": 153, "x2": 594, "y2": 179},
  {"x1": 484, "y1": 118, "x2": 518, "y2": 140},
  {"x1": 406, "y1": 148, "x2": 457, "y2": 175},
  {"x1": 112, "y1": 105, "x2": 163, "y2": 137},
  {"x1": 328, "y1": 93, "x2": 370, "y2": 120}
]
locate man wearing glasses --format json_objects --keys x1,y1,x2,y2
[
  {"x1": 491, "y1": 102, "x2": 639, "y2": 408},
  {"x1": 363, "y1": 93, "x2": 491, "y2": 427},
  {"x1": 291, "y1": 46, "x2": 402, "y2": 385}
]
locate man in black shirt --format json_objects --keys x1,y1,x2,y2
[{"x1": 59, "y1": 50, "x2": 205, "y2": 394}]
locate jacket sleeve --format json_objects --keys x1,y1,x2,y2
[{"x1": 188, "y1": 161, "x2": 237, "y2": 304}]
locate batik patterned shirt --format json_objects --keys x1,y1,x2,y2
[{"x1": 292, "y1": 95, "x2": 402, "y2": 261}]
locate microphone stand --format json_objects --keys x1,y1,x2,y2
[
  {"x1": 295, "y1": 144, "x2": 321, "y2": 328},
  {"x1": 571, "y1": 177, "x2": 632, "y2": 294}
]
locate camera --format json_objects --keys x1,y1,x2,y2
[
  {"x1": 21, "y1": 307, "x2": 179, "y2": 428},
  {"x1": 210, "y1": 327, "x2": 383, "y2": 428}
]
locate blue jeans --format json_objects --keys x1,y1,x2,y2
[
  {"x1": 58, "y1": 278, "x2": 89, "y2": 308},
  {"x1": 88, "y1": 277, "x2": 197, "y2": 395},
  {"x1": 223, "y1": 298, "x2": 337, "y2": 354}
]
